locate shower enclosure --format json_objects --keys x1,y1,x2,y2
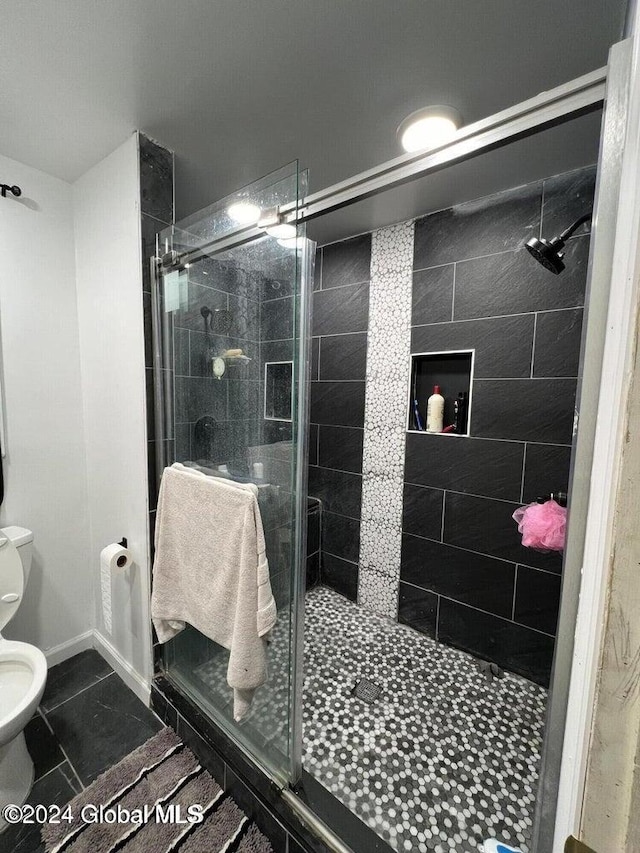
[
  {"x1": 151, "y1": 161, "x2": 312, "y2": 786},
  {"x1": 149, "y1": 41, "x2": 631, "y2": 853}
]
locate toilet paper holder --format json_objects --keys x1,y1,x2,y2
[{"x1": 119, "y1": 537, "x2": 128, "y2": 548}]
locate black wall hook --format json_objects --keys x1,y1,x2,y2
[
  {"x1": 118, "y1": 537, "x2": 128, "y2": 548},
  {"x1": 1, "y1": 184, "x2": 21, "y2": 199}
]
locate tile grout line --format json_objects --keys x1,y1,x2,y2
[
  {"x1": 530, "y1": 313, "x2": 538, "y2": 379},
  {"x1": 403, "y1": 529, "x2": 561, "y2": 575},
  {"x1": 512, "y1": 566, "x2": 519, "y2": 621},
  {"x1": 412, "y1": 231, "x2": 589, "y2": 273},
  {"x1": 309, "y1": 463, "x2": 363, "y2": 480},
  {"x1": 39, "y1": 704, "x2": 88, "y2": 792},
  {"x1": 322, "y1": 550, "x2": 359, "y2": 567},
  {"x1": 440, "y1": 492, "x2": 447, "y2": 542},
  {"x1": 43, "y1": 670, "x2": 115, "y2": 714},
  {"x1": 316, "y1": 278, "x2": 371, "y2": 293},
  {"x1": 410, "y1": 304, "x2": 585, "y2": 328},
  {"x1": 141, "y1": 210, "x2": 172, "y2": 229},
  {"x1": 309, "y1": 422, "x2": 365, "y2": 431},
  {"x1": 451, "y1": 262, "x2": 456, "y2": 321},
  {"x1": 317, "y1": 330, "x2": 368, "y2": 341},
  {"x1": 259, "y1": 293, "x2": 293, "y2": 304},
  {"x1": 57, "y1": 742, "x2": 86, "y2": 792},
  {"x1": 406, "y1": 433, "x2": 573, "y2": 447},
  {"x1": 400, "y1": 577, "x2": 556, "y2": 639},
  {"x1": 520, "y1": 443, "x2": 528, "y2": 503},
  {"x1": 34, "y1": 759, "x2": 67, "y2": 785},
  {"x1": 403, "y1": 482, "x2": 528, "y2": 506},
  {"x1": 307, "y1": 328, "x2": 373, "y2": 339},
  {"x1": 465, "y1": 375, "x2": 579, "y2": 382},
  {"x1": 311, "y1": 462, "x2": 555, "y2": 510}
]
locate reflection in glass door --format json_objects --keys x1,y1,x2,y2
[{"x1": 151, "y1": 162, "x2": 311, "y2": 785}]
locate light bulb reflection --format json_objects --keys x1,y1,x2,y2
[{"x1": 227, "y1": 201, "x2": 261, "y2": 225}]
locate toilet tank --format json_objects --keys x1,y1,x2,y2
[{"x1": 0, "y1": 526, "x2": 33, "y2": 585}]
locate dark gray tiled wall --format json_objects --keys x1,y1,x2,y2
[
  {"x1": 401, "y1": 165, "x2": 595, "y2": 687},
  {"x1": 309, "y1": 168, "x2": 594, "y2": 685},
  {"x1": 306, "y1": 501, "x2": 321, "y2": 590},
  {"x1": 138, "y1": 134, "x2": 175, "y2": 671},
  {"x1": 138, "y1": 136, "x2": 175, "y2": 552},
  {"x1": 172, "y1": 261, "x2": 262, "y2": 472},
  {"x1": 308, "y1": 234, "x2": 371, "y2": 600},
  {"x1": 412, "y1": 181, "x2": 542, "y2": 267},
  {"x1": 452, "y1": 236, "x2": 590, "y2": 319},
  {"x1": 411, "y1": 314, "x2": 535, "y2": 379}
]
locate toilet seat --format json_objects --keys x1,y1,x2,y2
[
  {"x1": 0, "y1": 641, "x2": 47, "y2": 745},
  {"x1": 0, "y1": 537, "x2": 24, "y2": 631},
  {"x1": 0, "y1": 524, "x2": 43, "y2": 833}
]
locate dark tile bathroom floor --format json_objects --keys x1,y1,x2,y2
[{"x1": 2, "y1": 649, "x2": 162, "y2": 853}]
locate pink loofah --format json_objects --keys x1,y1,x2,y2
[{"x1": 512, "y1": 499, "x2": 567, "y2": 552}]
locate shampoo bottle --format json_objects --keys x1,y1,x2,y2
[{"x1": 426, "y1": 385, "x2": 445, "y2": 433}]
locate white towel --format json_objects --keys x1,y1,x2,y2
[{"x1": 151, "y1": 464, "x2": 277, "y2": 720}]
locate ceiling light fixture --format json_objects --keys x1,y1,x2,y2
[
  {"x1": 227, "y1": 201, "x2": 261, "y2": 224},
  {"x1": 397, "y1": 105, "x2": 462, "y2": 153}
]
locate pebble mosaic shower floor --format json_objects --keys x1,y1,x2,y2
[
  {"x1": 303, "y1": 587, "x2": 547, "y2": 852},
  {"x1": 194, "y1": 586, "x2": 547, "y2": 853}
]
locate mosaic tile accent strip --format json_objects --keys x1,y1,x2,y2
[
  {"x1": 304, "y1": 587, "x2": 546, "y2": 853},
  {"x1": 358, "y1": 221, "x2": 415, "y2": 617}
]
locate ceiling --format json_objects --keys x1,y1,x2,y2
[{"x1": 0, "y1": 1, "x2": 626, "y2": 243}]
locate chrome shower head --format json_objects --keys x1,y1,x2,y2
[
  {"x1": 524, "y1": 210, "x2": 592, "y2": 275},
  {"x1": 525, "y1": 236, "x2": 566, "y2": 275}
]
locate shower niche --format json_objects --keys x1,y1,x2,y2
[
  {"x1": 264, "y1": 360, "x2": 293, "y2": 422},
  {"x1": 408, "y1": 349, "x2": 474, "y2": 435}
]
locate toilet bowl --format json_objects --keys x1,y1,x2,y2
[{"x1": 0, "y1": 526, "x2": 47, "y2": 832}]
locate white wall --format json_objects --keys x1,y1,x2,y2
[
  {"x1": 73, "y1": 134, "x2": 152, "y2": 698},
  {"x1": 0, "y1": 139, "x2": 153, "y2": 695},
  {"x1": 0, "y1": 153, "x2": 93, "y2": 657}
]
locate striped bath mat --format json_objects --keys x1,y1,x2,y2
[{"x1": 41, "y1": 727, "x2": 273, "y2": 853}]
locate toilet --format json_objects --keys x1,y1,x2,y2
[{"x1": 0, "y1": 526, "x2": 47, "y2": 831}]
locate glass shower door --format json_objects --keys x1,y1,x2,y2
[{"x1": 151, "y1": 162, "x2": 310, "y2": 786}]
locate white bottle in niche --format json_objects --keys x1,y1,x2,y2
[{"x1": 426, "y1": 385, "x2": 445, "y2": 433}]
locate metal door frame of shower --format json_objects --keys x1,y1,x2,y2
[{"x1": 147, "y1": 40, "x2": 638, "y2": 852}]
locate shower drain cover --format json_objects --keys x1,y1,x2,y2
[{"x1": 352, "y1": 678, "x2": 382, "y2": 704}]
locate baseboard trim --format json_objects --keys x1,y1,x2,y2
[
  {"x1": 44, "y1": 631, "x2": 94, "y2": 667},
  {"x1": 92, "y1": 630, "x2": 151, "y2": 706}
]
